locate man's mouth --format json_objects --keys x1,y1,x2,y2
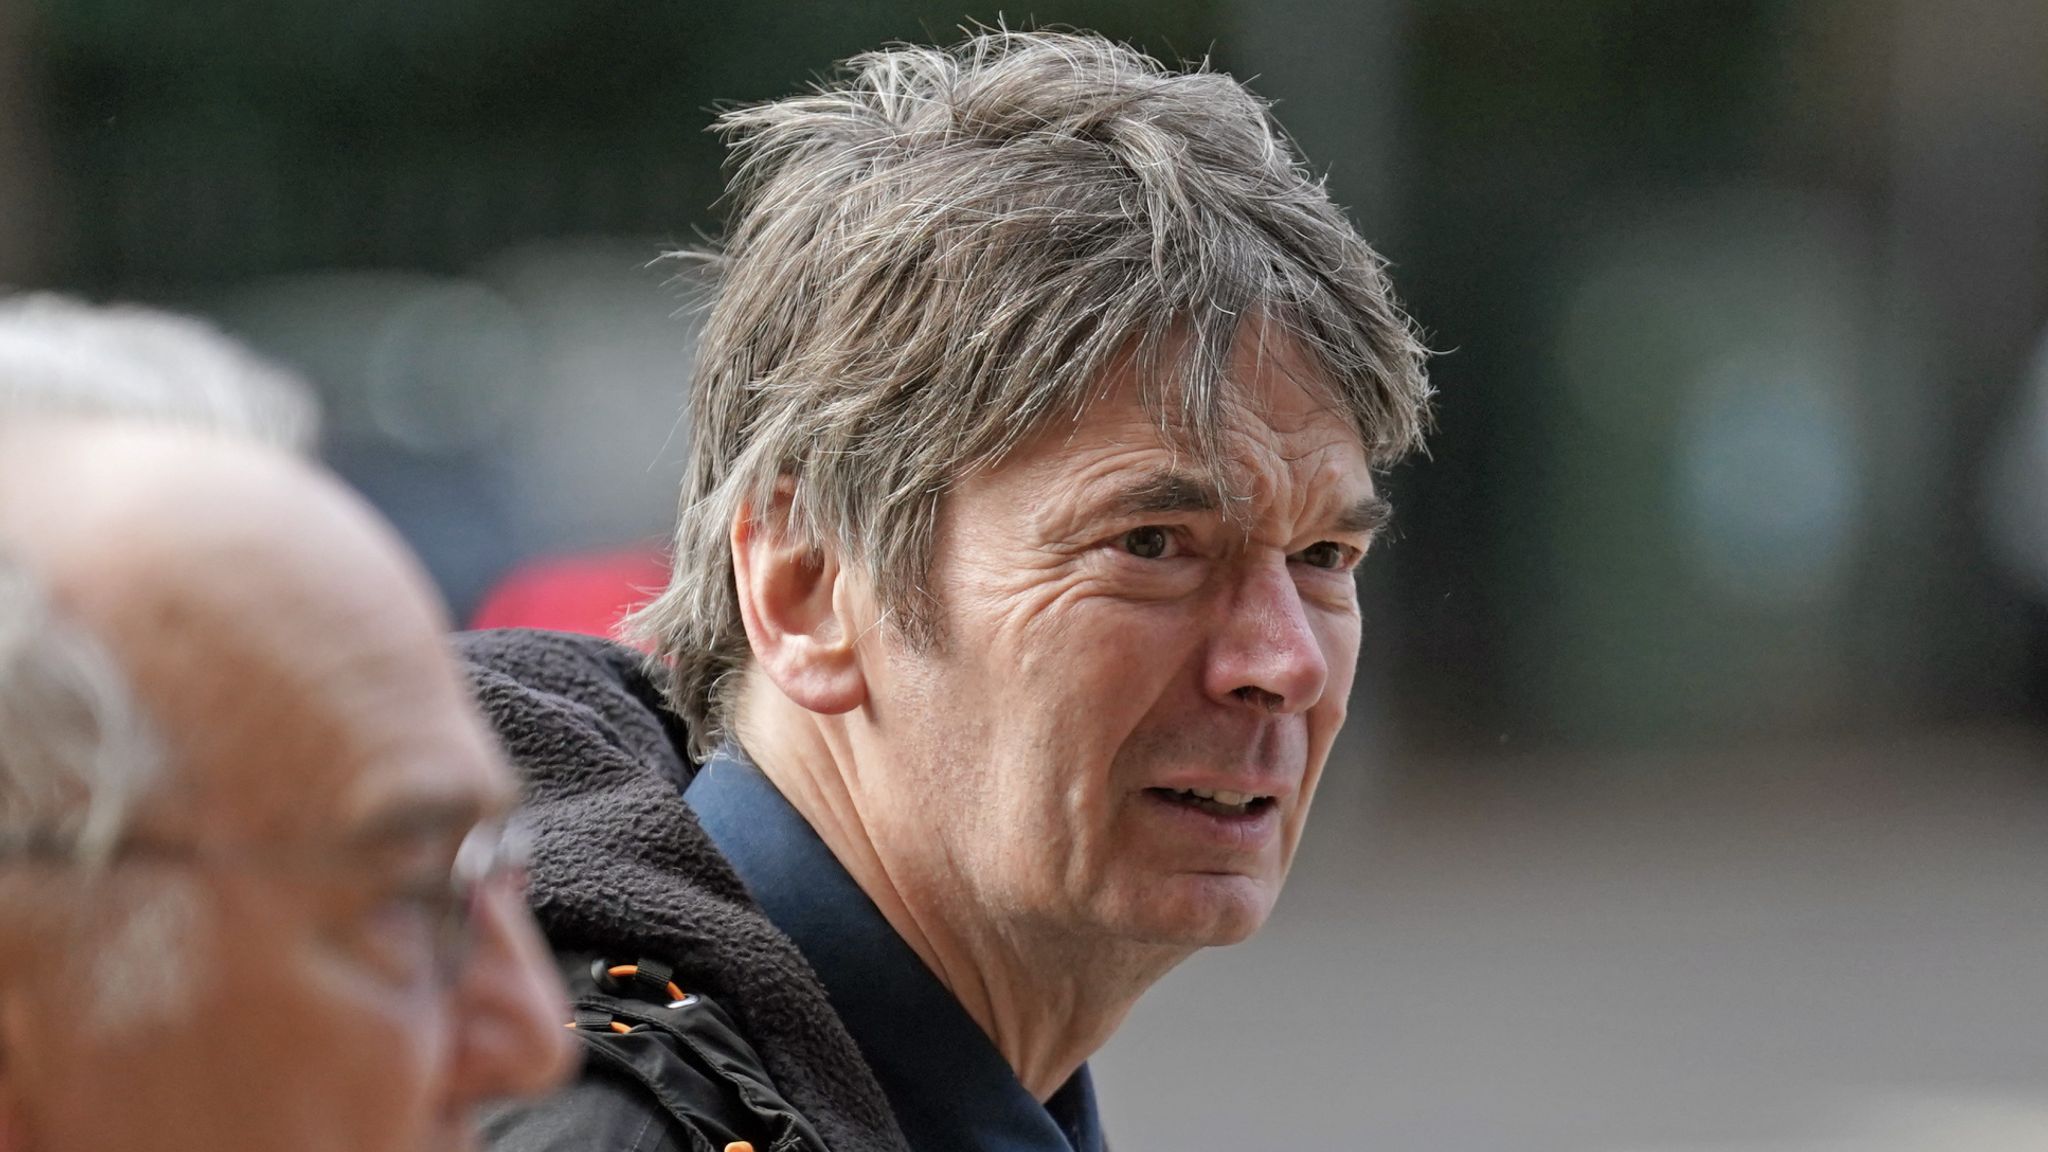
[{"x1": 1146, "y1": 786, "x2": 1278, "y2": 818}]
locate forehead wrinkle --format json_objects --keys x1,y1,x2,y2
[
  {"x1": 1202, "y1": 405, "x2": 1374, "y2": 536},
  {"x1": 1230, "y1": 313, "x2": 1361, "y2": 421},
  {"x1": 999, "y1": 340, "x2": 1373, "y2": 543},
  {"x1": 1041, "y1": 411, "x2": 1372, "y2": 549},
  {"x1": 111, "y1": 560, "x2": 454, "y2": 841}
]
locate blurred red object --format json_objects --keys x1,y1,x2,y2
[{"x1": 469, "y1": 547, "x2": 669, "y2": 644}]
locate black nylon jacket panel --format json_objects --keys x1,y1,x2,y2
[{"x1": 485, "y1": 953, "x2": 828, "y2": 1152}]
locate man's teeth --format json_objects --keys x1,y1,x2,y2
[{"x1": 1180, "y1": 787, "x2": 1258, "y2": 808}]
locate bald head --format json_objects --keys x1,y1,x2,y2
[
  {"x1": 0, "y1": 417, "x2": 433, "y2": 625},
  {"x1": 0, "y1": 420, "x2": 490, "y2": 837},
  {"x1": 0, "y1": 293, "x2": 319, "y2": 451}
]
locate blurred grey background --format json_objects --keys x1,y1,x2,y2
[{"x1": 3, "y1": 1, "x2": 2046, "y2": 1147}]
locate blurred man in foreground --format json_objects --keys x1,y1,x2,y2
[
  {"x1": 0, "y1": 300, "x2": 577, "y2": 1150},
  {"x1": 469, "y1": 30, "x2": 1432, "y2": 1152}
]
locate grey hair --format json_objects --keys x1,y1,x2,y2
[
  {"x1": 0, "y1": 292, "x2": 320, "y2": 452},
  {"x1": 629, "y1": 30, "x2": 1433, "y2": 758},
  {"x1": 0, "y1": 554, "x2": 161, "y2": 869},
  {"x1": 0, "y1": 556, "x2": 201, "y2": 1027}
]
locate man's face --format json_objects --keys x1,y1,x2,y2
[
  {"x1": 855, "y1": 333, "x2": 1382, "y2": 950},
  {"x1": 0, "y1": 440, "x2": 574, "y2": 1152}
]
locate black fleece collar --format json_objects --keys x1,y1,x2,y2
[{"x1": 455, "y1": 628, "x2": 910, "y2": 1152}]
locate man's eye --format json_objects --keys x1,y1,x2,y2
[
  {"x1": 1121, "y1": 526, "x2": 1172, "y2": 559},
  {"x1": 1297, "y1": 541, "x2": 1355, "y2": 571},
  {"x1": 343, "y1": 882, "x2": 451, "y2": 985}
]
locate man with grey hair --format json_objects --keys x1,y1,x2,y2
[
  {"x1": 469, "y1": 29, "x2": 1431, "y2": 1152},
  {"x1": 0, "y1": 301, "x2": 577, "y2": 1150}
]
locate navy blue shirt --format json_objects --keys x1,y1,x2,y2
[{"x1": 684, "y1": 747, "x2": 1107, "y2": 1152}]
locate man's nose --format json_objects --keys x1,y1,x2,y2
[
  {"x1": 1202, "y1": 553, "x2": 1329, "y2": 713},
  {"x1": 442, "y1": 884, "x2": 579, "y2": 1106}
]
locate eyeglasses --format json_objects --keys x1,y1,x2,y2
[
  {"x1": 436, "y1": 818, "x2": 533, "y2": 981},
  {"x1": 1, "y1": 815, "x2": 533, "y2": 987}
]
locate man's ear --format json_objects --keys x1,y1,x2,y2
[{"x1": 731, "y1": 483, "x2": 868, "y2": 715}]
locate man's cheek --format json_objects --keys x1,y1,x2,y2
[{"x1": 1313, "y1": 632, "x2": 1360, "y2": 724}]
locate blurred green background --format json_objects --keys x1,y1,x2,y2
[
  {"x1": 7, "y1": 0, "x2": 2045, "y2": 756},
  {"x1": 7, "y1": 4, "x2": 2048, "y2": 1150}
]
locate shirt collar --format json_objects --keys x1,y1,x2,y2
[{"x1": 684, "y1": 745, "x2": 1105, "y2": 1152}]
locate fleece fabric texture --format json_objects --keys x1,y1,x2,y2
[{"x1": 454, "y1": 627, "x2": 909, "y2": 1152}]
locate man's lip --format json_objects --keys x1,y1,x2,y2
[
  {"x1": 1143, "y1": 776, "x2": 1296, "y2": 803},
  {"x1": 1137, "y1": 787, "x2": 1284, "y2": 852}
]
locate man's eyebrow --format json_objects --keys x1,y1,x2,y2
[
  {"x1": 1107, "y1": 473, "x2": 1393, "y2": 537},
  {"x1": 1109, "y1": 471, "x2": 1224, "y2": 517},
  {"x1": 1336, "y1": 494, "x2": 1394, "y2": 538}
]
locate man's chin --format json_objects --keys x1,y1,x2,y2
[{"x1": 1111, "y1": 872, "x2": 1277, "y2": 948}]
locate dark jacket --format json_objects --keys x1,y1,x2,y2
[{"x1": 457, "y1": 629, "x2": 910, "y2": 1152}]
